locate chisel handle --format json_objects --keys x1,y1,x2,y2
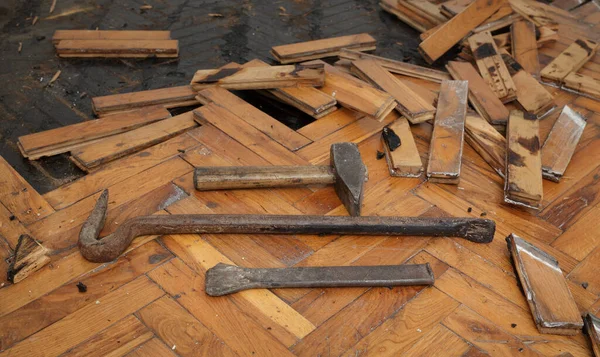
[{"x1": 194, "y1": 166, "x2": 334, "y2": 191}]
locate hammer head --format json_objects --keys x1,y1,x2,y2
[{"x1": 330, "y1": 143, "x2": 366, "y2": 216}]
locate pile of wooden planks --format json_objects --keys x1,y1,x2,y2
[{"x1": 52, "y1": 30, "x2": 179, "y2": 58}]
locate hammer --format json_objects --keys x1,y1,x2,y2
[{"x1": 193, "y1": 142, "x2": 367, "y2": 216}]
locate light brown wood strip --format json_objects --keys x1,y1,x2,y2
[
  {"x1": 380, "y1": 0, "x2": 439, "y2": 33},
  {"x1": 447, "y1": 60, "x2": 509, "y2": 125},
  {"x1": 91, "y1": 85, "x2": 196, "y2": 115},
  {"x1": 551, "y1": 203, "x2": 600, "y2": 261},
  {"x1": 568, "y1": 246, "x2": 600, "y2": 297},
  {"x1": 128, "y1": 339, "x2": 177, "y2": 357},
  {"x1": 464, "y1": 111, "x2": 506, "y2": 178},
  {"x1": 18, "y1": 106, "x2": 171, "y2": 159},
  {"x1": 0, "y1": 156, "x2": 54, "y2": 225},
  {"x1": 52, "y1": 30, "x2": 171, "y2": 43},
  {"x1": 402, "y1": 324, "x2": 470, "y2": 357},
  {"x1": 195, "y1": 86, "x2": 312, "y2": 151},
  {"x1": 297, "y1": 108, "x2": 363, "y2": 141},
  {"x1": 418, "y1": 0, "x2": 505, "y2": 63},
  {"x1": 271, "y1": 33, "x2": 376, "y2": 63},
  {"x1": 351, "y1": 59, "x2": 436, "y2": 123},
  {"x1": 383, "y1": 117, "x2": 423, "y2": 177},
  {"x1": 564, "y1": 72, "x2": 600, "y2": 99},
  {"x1": 505, "y1": 110, "x2": 543, "y2": 208},
  {"x1": 511, "y1": 19, "x2": 541, "y2": 77},
  {"x1": 541, "y1": 38, "x2": 599, "y2": 84},
  {"x1": 70, "y1": 112, "x2": 197, "y2": 170},
  {"x1": 427, "y1": 80, "x2": 468, "y2": 184},
  {"x1": 55, "y1": 40, "x2": 179, "y2": 58}
]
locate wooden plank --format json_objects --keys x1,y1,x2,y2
[
  {"x1": 55, "y1": 39, "x2": 179, "y2": 58},
  {"x1": 509, "y1": 0, "x2": 578, "y2": 27},
  {"x1": 302, "y1": 60, "x2": 397, "y2": 121},
  {"x1": 18, "y1": 106, "x2": 171, "y2": 159},
  {"x1": 507, "y1": 233, "x2": 583, "y2": 335},
  {"x1": 137, "y1": 296, "x2": 236, "y2": 357},
  {"x1": 271, "y1": 33, "x2": 376, "y2": 63},
  {"x1": 469, "y1": 31, "x2": 518, "y2": 103},
  {"x1": 193, "y1": 103, "x2": 308, "y2": 166},
  {"x1": 564, "y1": 72, "x2": 600, "y2": 99},
  {"x1": 52, "y1": 30, "x2": 171, "y2": 44},
  {"x1": 70, "y1": 112, "x2": 197, "y2": 170},
  {"x1": 447, "y1": 61, "x2": 509, "y2": 125},
  {"x1": 297, "y1": 108, "x2": 363, "y2": 141},
  {"x1": 62, "y1": 315, "x2": 153, "y2": 357},
  {"x1": 541, "y1": 39, "x2": 599, "y2": 84},
  {"x1": 402, "y1": 324, "x2": 470, "y2": 357},
  {"x1": 128, "y1": 339, "x2": 177, "y2": 357},
  {"x1": 541, "y1": 106, "x2": 587, "y2": 182},
  {"x1": 351, "y1": 59, "x2": 436, "y2": 123},
  {"x1": 91, "y1": 85, "x2": 196, "y2": 115},
  {"x1": 0, "y1": 156, "x2": 54, "y2": 225},
  {"x1": 501, "y1": 51, "x2": 555, "y2": 116},
  {"x1": 440, "y1": 0, "x2": 474, "y2": 17},
  {"x1": 0, "y1": 276, "x2": 163, "y2": 357},
  {"x1": 418, "y1": 0, "x2": 505, "y2": 64},
  {"x1": 380, "y1": 0, "x2": 438, "y2": 33},
  {"x1": 568, "y1": 246, "x2": 600, "y2": 297},
  {"x1": 383, "y1": 117, "x2": 423, "y2": 177},
  {"x1": 427, "y1": 80, "x2": 468, "y2": 184},
  {"x1": 402, "y1": 0, "x2": 447, "y2": 25},
  {"x1": 464, "y1": 111, "x2": 506, "y2": 178},
  {"x1": 195, "y1": 86, "x2": 312, "y2": 151},
  {"x1": 511, "y1": 19, "x2": 540, "y2": 77},
  {"x1": 505, "y1": 110, "x2": 543, "y2": 208},
  {"x1": 339, "y1": 49, "x2": 451, "y2": 83},
  {"x1": 190, "y1": 63, "x2": 325, "y2": 91},
  {"x1": 551, "y1": 203, "x2": 600, "y2": 261}
]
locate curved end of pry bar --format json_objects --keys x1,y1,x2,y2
[{"x1": 463, "y1": 218, "x2": 495, "y2": 243}]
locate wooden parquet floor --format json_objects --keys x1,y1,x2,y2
[{"x1": 2, "y1": 2, "x2": 600, "y2": 357}]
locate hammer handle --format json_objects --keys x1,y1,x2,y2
[{"x1": 194, "y1": 166, "x2": 334, "y2": 191}]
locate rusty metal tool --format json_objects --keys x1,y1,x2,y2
[
  {"x1": 193, "y1": 142, "x2": 367, "y2": 216},
  {"x1": 79, "y1": 190, "x2": 495, "y2": 262},
  {"x1": 205, "y1": 263, "x2": 434, "y2": 296}
]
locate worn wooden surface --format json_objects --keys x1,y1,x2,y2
[{"x1": 2, "y1": 1, "x2": 600, "y2": 356}]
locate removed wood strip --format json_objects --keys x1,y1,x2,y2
[
  {"x1": 541, "y1": 106, "x2": 586, "y2": 182},
  {"x1": 509, "y1": 0, "x2": 576, "y2": 28},
  {"x1": 468, "y1": 31, "x2": 517, "y2": 103},
  {"x1": 338, "y1": 49, "x2": 451, "y2": 82},
  {"x1": 427, "y1": 80, "x2": 468, "y2": 184},
  {"x1": 501, "y1": 51, "x2": 555, "y2": 116},
  {"x1": 70, "y1": 112, "x2": 197, "y2": 170},
  {"x1": 584, "y1": 313, "x2": 600, "y2": 357},
  {"x1": 92, "y1": 85, "x2": 196, "y2": 115},
  {"x1": 563, "y1": 72, "x2": 600, "y2": 100},
  {"x1": 540, "y1": 38, "x2": 598, "y2": 84},
  {"x1": 402, "y1": 0, "x2": 447, "y2": 25},
  {"x1": 440, "y1": 0, "x2": 473, "y2": 17},
  {"x1": 351, "y1": 59, "x2": 435, "y2": 123},
  {"x1": 446, "y1": 61, "x2": 509, "y2": 125},
  {"x1": 418, "y1": 0, "x2": 505, "y2": 63},
  {"x1": 507, "y1": 233, "x2": 583, "y2": 335},
  {"x1": 380, "y1": 0, "x2": 439, "y2": 33},
  {"x1": 55, "y1": 40, "x2": 179, "y2": 58},
  {"x1": 190, "y1": 63, "x2": 325, "y2": 91},
  {"x1": 18, "y1": 106, "x2": 171, "y2": 159},
  {"x1": 383, "y1": 117, "x2": 423, "y2": 177},
  {"x1": 464, "y1": 111, "x2": 505, "y2": 178},
  {"x1": 511, "y1": 20, "x2": 540, "y2": 77},
  {"x1": 195, "y1": 86, "x2": 312, "y2": 151},
  {"x1": 271, "y1": 33, "x2": 376, "y2": 64},
  {"x1": 52, "y1": 30, "x2": 171, "y2": 44},
  {"x1": 473, "y1": 13, "x2": 521, "y2": 34},
  {"x1": 303, "y1": 60, "x2": 396, "y2": 122},
  {"x1": 504, "y1": 110, "x2": 543, "y2": 209}
]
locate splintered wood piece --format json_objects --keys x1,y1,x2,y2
[
  {"x1": 511, "y1": 20, "x2": 540, "y2": 77},
  {"x1": 509, "y1": 0, "x2": 576, "y2": 27},
  {"x1": 464, "y1": 111, "x2": 506, "y2": 178},
  {"x1": 468, "y1": 32, "x2": 517, "y2": 103},
  {"x1": 402, "y1": 0, "x2": 447, "y2": 25},
  {"x1": 52, "y1": 30, "x2": 171, "y2": 44},
  {"x1": 190, "y1": 63, "x2": 325, "y2": 91},
  {"x1": 351, "y1": 60, "x2": 435, "y2": 123},
  {"x1": 70, "y1": 112, "x2": 196, "y2": 170},
  {"x1": 540, "y1": 39, "x2": 598, "y2": 84},
  {"x1": 501, "y1": 51, "x2": 554, "y2": 116},
  {"x1": 303, "y1": 60, "x2": 396, "y2": 121},
  {"x1": 418, "y1": 0, "x2": 505, "y2": 64},
  {"x1": 18, "y1": 107, "x2": 171, "y2": 160},
  {"x1": 271, "y1": 33, "x2": 376, "y2": 63},
  {"x1": 382, "y1": 117, "x2": 423, "y2": 177},
  {"x1": 564, "y1": 72, "x2": 600, "y2": 100},
  {"x1": 440, "y1": 0, "x2": 474, "y2": 17},
  {"x1": 446, "y1": 61, "x2": 509, "y2": 125},
  {"x1": 505, "y1": 110, "x2": 543, "y2": 209},
  {"x1": 541, "y1": 106, "x2": 586, "y2": 182},
  {"x1": 427, "y1": 80, "x2": 468, "y2": 184},
  {"x1": 55, "y1": 40, "x2": 179, "y2": 58},
  {"x1": 7, "y1": 234, "x2": 51, "y2": 283},
  {"x1": 584, "y1": 314, "x2": 600, "y2": 357},
  {"x1": 380, "y1": 0, "x2": 439, "y2": 32},
  {"x1": 91, "y1": 86, "x2": 196, "y2": 115},
  {"x1": 241, "y1": 59, "x2": 337, "y2": 119},
  {"x1": 473, "y1": 13, "x2": 522, "y2": 34},
  {"x1": 506, "y1": 234, "x2": 583, "y2": 335},
  {"x1": 338, "y1": 49, "x2": 451, "y2": 82}
]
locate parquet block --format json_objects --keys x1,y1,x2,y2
[
  {"x1": 55, "y1": 40, "x2": 179, "y2": 58},
  {"x1": 52, "y1": 30, "x2": 171, "y2": 43},
  {"x1": 0, "y1": 202, "x2": 31, "y2": 248},
  {"x1": 137, "y1": 296, "x2": 236, "y2": 357},
  {"x1": 383, "y1": 117, "x2": 424, "y2": 177},
  {"x1": 402, "y1": 324, "x2": 470, "y2": 357},
  {"x1": 464, "y1": 111, "x2": 506, "y2": 178},
  {"x1": 0, "y1": 276, "x2": 163, "y2": 357},
  {"x1": 128, "y1": 339, "x2": 176, "y2": 357},
  {"x1": 568, "y1": 246, "x2": 600, "y2": 297},
  {"x1": 271, "y1": 33, "x2": 376, "y2": 63},
  {"x1": 91, "y1": 85, "x2": 196, "y2": 115},
  {"x1": 511, "y1": 19, "x2": 541, "y2": 77},
  {"x1": 541, "y1": 38, "x2": 598, "y2": 84},
  {"x1": 552, "y1": 203, "x2": 600, "y2": 260},
  {"x1": 296, "y1": 108, "x2": 363, "y2": 141}
]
